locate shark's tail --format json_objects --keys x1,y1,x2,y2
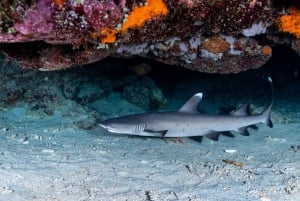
[{"x1": 261, "y1": 77, "x2": 273, "y2": 128}]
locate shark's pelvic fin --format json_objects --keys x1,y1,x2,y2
[
  {"x1": 237, "y1": 126, "x2": 250, "y2": 136},
  {"x1": 205, "y1": 131, "x2": 220, "y2": 141},
  {"x1": 179, "y1": 93, "x2": 203, "y2": 113}
]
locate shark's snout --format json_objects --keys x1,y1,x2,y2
[
  {"x1": 99, "y1": 122, "x2": 112, "y2": 131},
  {"x1": 98, "y1": 123, "x2": 106, "y2": 128},
  {"x1": 99, "y1": 121, "x2": 127, "y2": 133}
]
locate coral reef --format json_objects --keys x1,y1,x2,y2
[
  {"x1": 123, "y1": 77, "x2": 168, "y2": 110},
  {"x1": 0, "y1": 55, "x2": 101, "y2": 129},
  {"x1": 0, "y1": 0, "x2": 297, "y2": 73},
  {"x1": 269, "y1": 5, "x2": 300, "y2": 57},
  {"x1": 277, "y1": 6, "x2": 300, "y2": 38}
]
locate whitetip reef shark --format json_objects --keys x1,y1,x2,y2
[{"x1": 99, "y1": 77, "x2": 273, "y2": 141}]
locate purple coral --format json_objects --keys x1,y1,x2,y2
[
  {"x1": 83, "y1": 0, "x2": 123, "y2": 30},
  {"x1": 14, "y1": 0, "x2": 55, "y2": 36}
]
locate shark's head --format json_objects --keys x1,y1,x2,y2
[{"x1": 99, "y1": 118, "x2": 141, "y2": 134}]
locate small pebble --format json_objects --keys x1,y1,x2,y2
[
  {"x1": 0, "y1": 127, "x2": 8, "y2": 132},
  {"x1": 0, "y1": 187, "x2": 14, "y2": 194},
  {"x1": 224, "y1": 149, "x2": 237, "y2": 153},
  {"x1": 42, "y1": 149, "x2": 55, "y2": 154},
  {"x1": 32, "y1": 134, "x2": 42, "y2": 141},
  {"x1": 10, "y1": 134, "x2": 17, "y2": 139},
  {"x1": 99, "y1": 150, "x2": 107, "y2": 154},
  {"x1": 260, "y1": 196, "x2": 271, "y2": 201}
]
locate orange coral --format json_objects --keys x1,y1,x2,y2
[
  {"x1": 201, "y1": 36, "x2": 230, "y2": 54},
  {"x1": 261, "y1": 45, "x2": 272, "y2": 56},
  {"x1": 277, "y1": 6, "x2": 300, "y2": 38},
  {"x1": 90, "y1": 28, "x2": 117, "y2": 44},
  {"x1": 98, "y1": 0, "x2": 168, "y2": 44},
  {"x1": 99, "y1": 28, "x2": 118, "y2": 44},
  {"x1": 53, "y1": 0, "x2": 65, "y2": 9},
  {"x1": 121, "y1": 0, "x2": 168, "y2": 32}
]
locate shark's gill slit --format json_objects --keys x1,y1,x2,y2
[{"x1": 135, "y1": 123, "x2": 146, "y2": 133}]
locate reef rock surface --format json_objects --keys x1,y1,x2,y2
[{"x1": 0, "y1": 0, "x2": 299, "y2": 73}]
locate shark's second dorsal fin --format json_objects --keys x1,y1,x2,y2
[
  {"x1": 179, "y1": 93, "x2": 203, "y2": 113},
  {"x1": 230, "y1": 104, "x2": 250, "y2": 116}
]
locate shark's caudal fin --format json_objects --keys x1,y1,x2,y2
[
  {"x1": 229, "y1": 77, "x2": 273, "y2": 137},
  {"x1": 262, "y1": 106, "x2": 273, "y2": 128},
  {"x1": 261, "y1": 77, "x2": 273, "y2": 128},
  {"x1": 179, "y1": 93, "x2": 203, "y2": 113}
]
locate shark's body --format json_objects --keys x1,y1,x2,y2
[{"x1": 99, "y1": 78, "x2": 273, "y2": 141}]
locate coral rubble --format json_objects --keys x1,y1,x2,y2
[{"x1": 0, "y1": 0, "x2": 297, "y2": 73}]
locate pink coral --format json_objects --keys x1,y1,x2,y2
[
  {"x1": 82, "y1": 0, "x2": 123, "y2": 30},
  {"x1": 177, "y1": 0, "x2": 197, "y2": 8},
  {"x1": 14, "y1": 0, "x2": 55, "y2": 36}
]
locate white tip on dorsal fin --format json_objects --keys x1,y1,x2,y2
[{"x1": 179, "y1": 93, "x2": 203, "y2": 113}]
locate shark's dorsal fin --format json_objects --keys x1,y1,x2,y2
[
  {"x1": 230, "y1": 104, "x2": 250, "y2": 116},
  {"x1": 179, "y1": 93, "x2": 203, "y2": 113}
]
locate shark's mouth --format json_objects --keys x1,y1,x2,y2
[
  {"x1": 99, "y1": 124, "x2": 124, "y2": 133},
  {"x1": 106, "y1": 128, "x2": 122, "y2": 133}
]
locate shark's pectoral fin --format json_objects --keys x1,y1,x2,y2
[
  {"x1": 144, "y1": 129, "x2": 168, "y2": 137},
  {"x1": 205, "y1": 131, "x2": 220, "y2": 141}
]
